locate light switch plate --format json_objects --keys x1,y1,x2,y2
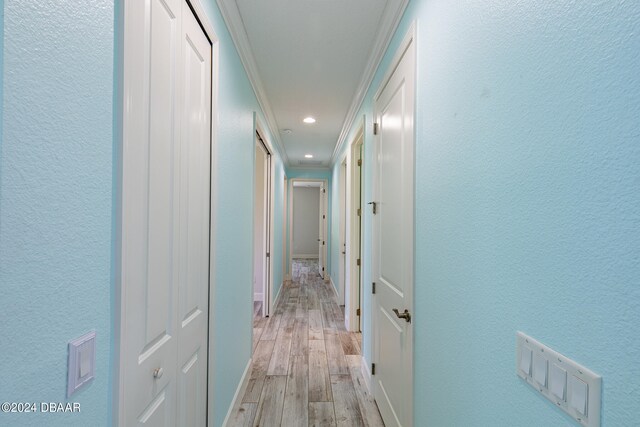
[
  {"x1": 516, "y1": 332, "x2": 601, "y2": 427},
  {"x1": 68, "y1": 331, "x2": 96, "y2": 397}
]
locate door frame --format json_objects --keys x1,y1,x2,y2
[
  {"x1": 254, "y1": 116, "x2": 275, "y2": 317},
  {"x1": 288, "y1": 178, "x2": 328, "y2": 280},
  {"x1": 370, "y1": 22, "x2": 416, "y2": 426},
  {"x1": 338, "y1": 159, "x2": 347, "y2": 305},
  {"x1": 113, "y1": 0, "x2": 219, "y2": 424},
  {"x1": 345, "y1": 122, "x2": 364, "y2": 332}
]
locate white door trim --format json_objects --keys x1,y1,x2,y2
[
  {"x1": 254, "y1": 116, "x2": 275, "y2": 317},
  {"x1": 114, "y1": 1, "x2": 219, "y2": 424},
  {"x1": 338, "y1": 159, "x2": 347, "y2": 306},
  {"x1": 370, "y1": 21, "x2": 416, "y2": 427},
  {"x1": 288, "y1": 178, "x2": 328, "y2": 280},
  {"x1": 345, "y1": 121, "x2": 364, "y2": 332}
]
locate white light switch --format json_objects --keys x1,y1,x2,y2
[
  {"x1": 68, "y1": 331, "x2": 96, "y2": 397},
  {"x1": 516, "y1": 332, "x2": 601, "y2": 427},
  {"x1": 533, "y1": 353, "x2": 548, "y2": 387},
  {"x1": 549, "y1": 363, "x2": 567, "y2": 400},
  {"x1": 520, "y1": 347, "x2": 532, "y2": 376},
  {"x1": 80, "y1": 347, "x2": 91, "y2": 378},
  {"x1": 570, "y1": 376, "x2": 588, "y2": 415}
]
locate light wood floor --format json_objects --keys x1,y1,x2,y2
[{"x1": 228, "y1": 259, "x2": 384, "y2": 427}]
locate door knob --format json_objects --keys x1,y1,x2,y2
[
  {"x1": 153, "y1": 367, "x2": 164, "y2": 379},
  {"x1": 392, "y1": 308, "x2": 411, "y2": 323},
  {"x1": 367, "y1": 201, "x2": 377, "y2": 214}
]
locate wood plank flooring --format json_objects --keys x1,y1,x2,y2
[{"x1": 227, "y1": 259, "x2": 383, "y2": 427}]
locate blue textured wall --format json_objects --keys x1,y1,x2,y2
[
  {"x1": 0, "y1": 1, "x2": 114, "y2": 426},
  {"x1": 0, "y1": 1, "x2": 286, "y2": 426},
  {"x1": 332, "y1": 0, "x2": 640, "y2": 425},
  {"x1": 198, "y1": 2, "x2": 286, "y2": 425}
]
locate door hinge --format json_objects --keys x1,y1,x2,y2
[
  {"x1": 266, "y1": 252, "x2": 270, "y2": 257},
  {"x1": 357, "y1": 208, "x2": 361, "y2": 217},
  {"x1": 323, "y1": 214, "x2": 325, "y2": 219},
  {"x1": 356, "y1": 308, "x2": 361, "y2": 316},
  {"x1": 357, "y1": 159, "x2": 362, "y2": 167},
  {"x1": 356, "y1": 258, "x2": 360, "y2": 267},
  {"x1": 372, "y1": 282, "x2": 376, "y2": 294},
  {"x1": 322, "y1": 188, "x2": 326, "y2": 193},
  {"x1": 372, "y1": 363, "x2": 376, "y2": 375},
  {"x1": 323, "y1": 241, "x2": 325, "y2": 245},
  {"x1": 322, "y1": 267, "x2": 325, "y2": 271},
  {"x1": 373, "y1": 123, "x2": 379, "y2": 135}
]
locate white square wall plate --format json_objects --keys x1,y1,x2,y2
[{"x1": 67, "y1": 331, "x2": 96, "y2": 397}]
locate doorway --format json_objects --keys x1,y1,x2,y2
[
  {"x1": 116, "y1": 0, "x2": 218, "y2": 424},
  {"x1": 338, "y1": 160, "x2": 347, "y2": 306},
  {"x1": 288, "y1": 179, "x2": 328, "y2": 281},
  {"x1": 254, "y1": 131, "x2": 272, "y2": 318},
  {"x1": 346, "y1": 126, "x2": 363, "y2": 332}
]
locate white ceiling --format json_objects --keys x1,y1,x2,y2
[{"x1": 217, "y1": 0, "x2": 409, "y2": 169}]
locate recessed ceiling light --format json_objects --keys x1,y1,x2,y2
[
  {"x1": 303, "y1": 117, "x2": 316, "y2": 124},
  {"x1": 304, "y1": 154, "x2": 313, "y2": 158}
]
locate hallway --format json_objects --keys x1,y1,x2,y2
[{"x1": 228, "y1": 260, "x2": 384, "y2": 427}]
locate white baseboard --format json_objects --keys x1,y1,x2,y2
[
  {"x1": 253, "y1": 292, "x2": 263, "y2": 302},
  {"x1": 360, "y1": 356, "x2": 372, "y2": 392},
  {"x1": 292, "y1": 254, "x2": 319, "y2": 259},
  {"x1": 271, "y1": 282, "x2": 284, "y2": 312},
  {"x1": 222, "y1": 358, "x2": 252, "y2": 427},
  {"x1": 329, "y1": 276, "x2": 340, "y2": 301}
]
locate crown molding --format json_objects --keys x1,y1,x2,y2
[
  {"x1": 216, "y1": 0, "x2": 290, "y2": 166},
  {"x1": 329, "y1": 0, "x2": 410, "y2": 167}
]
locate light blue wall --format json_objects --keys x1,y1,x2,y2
[
  {"x1": 0, "y1": 1, "x2": 286, "y2": 426},
  {"x1": 331, "y1": 0, "x2": 640, "y2": 425},
  {"x1": 0, "y1": 1, "x2": 114, "y2": 426},
  {"x1": 199, "y1": 3, "x2": 286, "y2": 425}
]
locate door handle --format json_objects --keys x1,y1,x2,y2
[
  {"x1": 367, "y1": 201, "x2": 377, "y2": 214},
  {"x1": 392, "y1": 308, "x2": 411, "y2": 323}
]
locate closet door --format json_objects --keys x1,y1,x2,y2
[{"x1": 120, "y1": 0, "x2": 212, "y2": 424}]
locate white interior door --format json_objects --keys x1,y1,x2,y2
[
  {"x1": 372, "y1": 29, "x2": 415, "y2": 427},
  {"x1": 254, "y1": 142, "x2": 266, "y2": 306},
  {"x1": 119, "y1": 0, "x2": 212, "y2": 424},
  {"x1": 318, "y1": 186, "x2": 325, "y2": 278}
]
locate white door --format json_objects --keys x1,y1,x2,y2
[
  {"x1": 372, "y1": 29, "x2": 415, "y2": 427},
  {"x1": 254, "y1": 142, "x2": 266, "y2": 307},
  {"x1": 318, "y1": 186, "x2": 326, "y2": 278},
  {"x1": 119, "y1": 0, "x2": 212, "y2": 425}
]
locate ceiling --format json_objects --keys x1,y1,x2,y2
[{"x1": 217, "y1": 0, "x2": 409, "y2": 169}]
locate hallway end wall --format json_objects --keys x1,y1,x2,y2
[
  {"x1": 332, "y1": 0, "x2": 640, "y2": 425},
  {"x1": 0, "y1": 1, "x2": 114, "y2": 425},
  {"x1": 284, "y1": 169, "x2": 332, "y2": 283}
]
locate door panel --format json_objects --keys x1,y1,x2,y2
[
  {"x1": 373, "y1": 32, "x2": 415, "y2": 427},
  {"x1": 122, "y1": 0, "x2": 180, "y2": 423},
  {"x1": 177, "y1": 1, "x2": 211, "y2": 425}
]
